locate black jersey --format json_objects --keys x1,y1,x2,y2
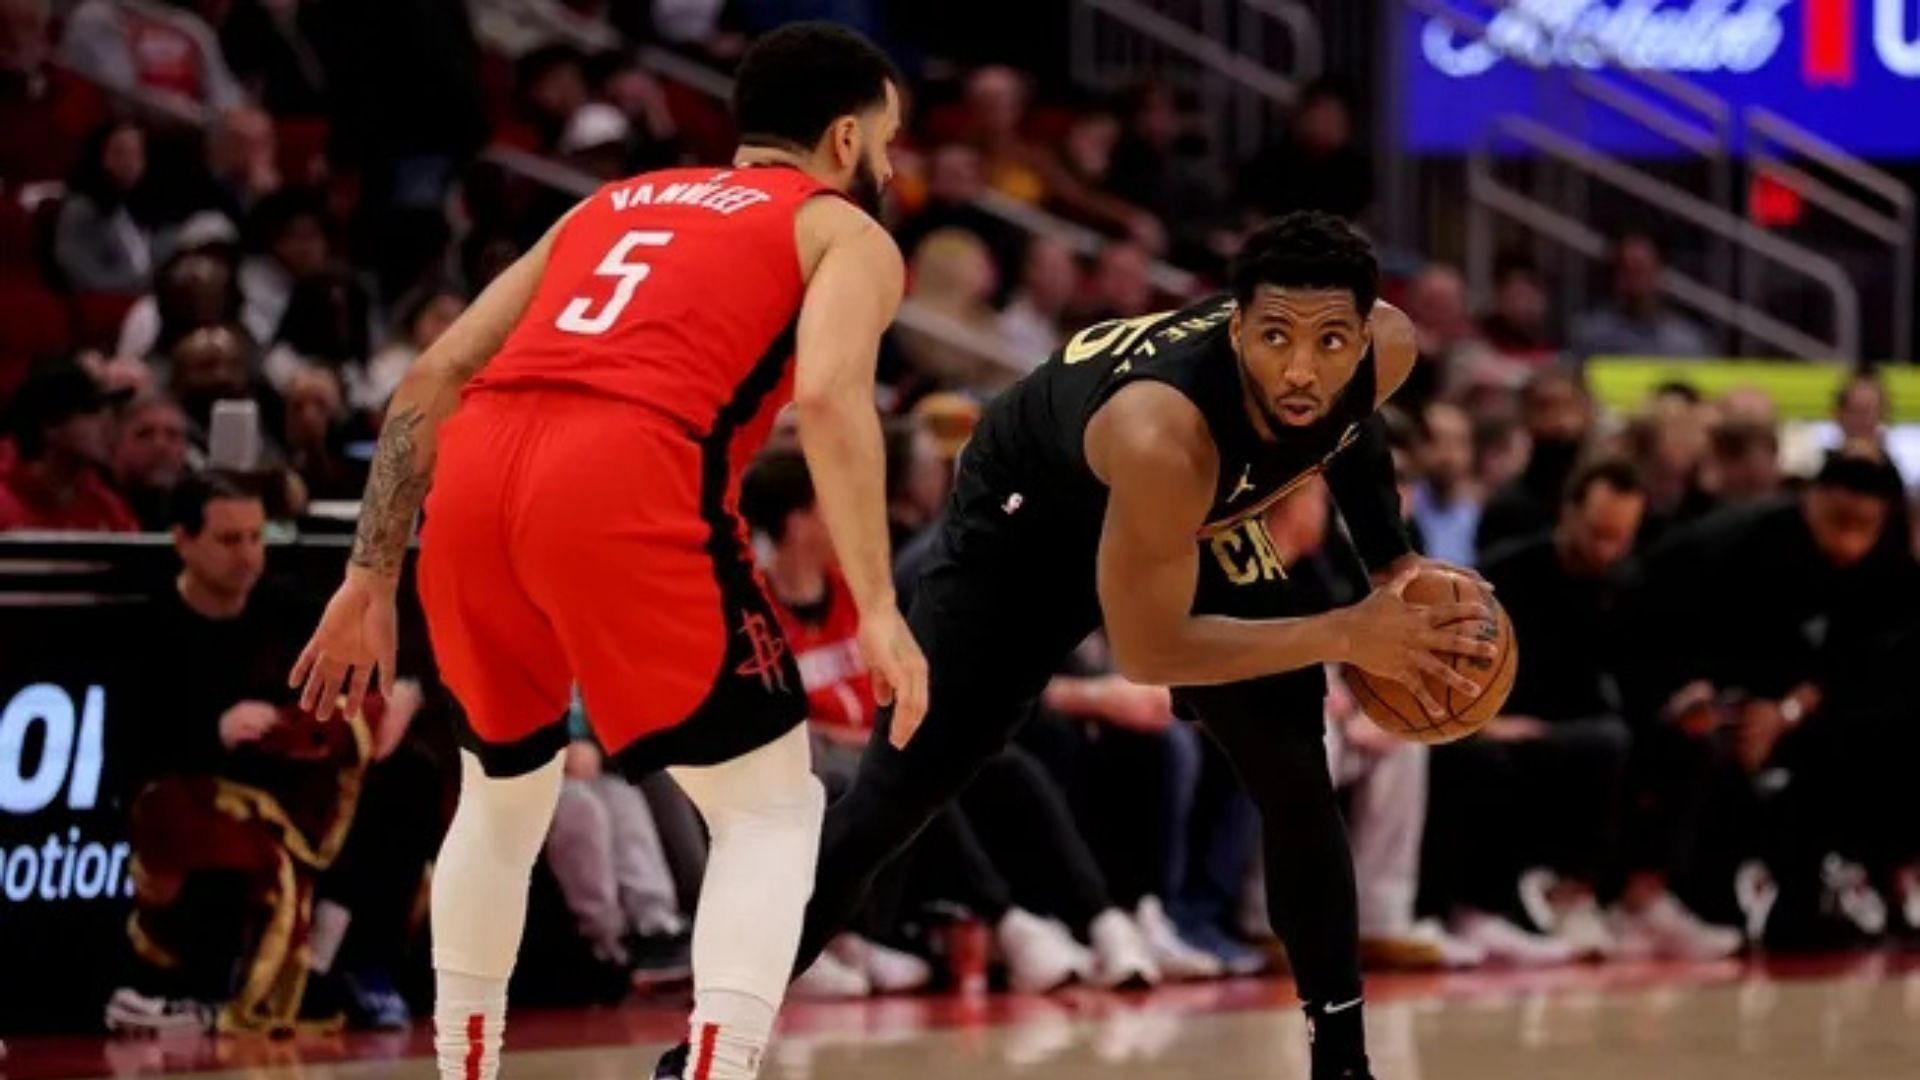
[{"x1": 962, "y1": 293, "x2": 1384, "y2": 563}]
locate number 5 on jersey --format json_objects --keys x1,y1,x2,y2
[{"x1": 556, "y1": 230, "x2": 675, "y2": 336}]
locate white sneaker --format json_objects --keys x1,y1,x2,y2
[
  {"x1": 998, "y1": 908, "x2": 1084, "y2": 994},
  {"x1": 1553, "y1": 899, "x2": 1622, "y2": 960},
  {"x1": 1411, "y1": 918, "x2": 1487, "y2": 969},
  {"x1": 791, "y1": 946, "x2": 871, "y2": 1000},
  {"x1": 1134, "y1": 897, "x2": 1223, "y2": 981},
  {"x1": 1736, "y1": 861, "x2": 1778, "y2": 943},
  {"x1": 104, "y1": 987, "x2": 217, "y2": 1034},
  {"x1": 1452, "y1": 911, "x2": 1578, "y2": 968},
  {"x1": 827, "y1": 933, "x2": 933, "y2": 995},
  {"x1": 1611, "y1": 895, "x2": 1743, "y2": 961},
  {"x1": 1088, "y1": 908, "x2": 1161, "y2": 989}
]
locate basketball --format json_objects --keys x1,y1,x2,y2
[{"x1": 1343, "y1": 569, "x2": 1516, "y2": 744}]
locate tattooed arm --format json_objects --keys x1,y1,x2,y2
[
  {"x1": 293, "y1": 215, "x2": 568, "y2": 719},
  {"x1": 350, "y1": 221, "x2": 565, "y2": 575}
]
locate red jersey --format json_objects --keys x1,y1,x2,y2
[
  {"x1": 0, "y1": 464, "x2": 140, "y2": 533},
  {"x1": 471, "y1": 165, "x2": 837, "y2": 458},
  {"x1": 769, "y1": 568, "x2": 876, "y2": 741}
]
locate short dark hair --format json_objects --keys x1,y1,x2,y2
[
  {"x1": 1834, "y1": 370, "x2": 1887, "y2": 411},
  {"x1": 1652, "y1": 379, "x2": 1703, "y2": 405},
  {"x1": 171, "y1": 471, "x2": 262, "y2": 536},
  {"x1": 740, "y1": 447, "x2": 815, "y2": 541},
  {"x1": 1563, "y1": 456, "x2": 1644, "y2": 506},
  {"x1": 733, "y1": 22, "x2": 901, "y2": 152},
  {"x1": 1228, "y1": 211, "x2": 1377, "y2": 314},
  {"x1": 1813, "y1": 448, "x2": 1904, "y2": 502},
  {"x1": 245, "y1": 187, "x2": 328, "y2": 254}
]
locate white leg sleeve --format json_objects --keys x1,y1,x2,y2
[
  {"x1": 669, "y1": 724, "x2": 823, "y2": 1079},
  {"x1": 431, "y1": 750, "x2": 565, "y2": 1080}
]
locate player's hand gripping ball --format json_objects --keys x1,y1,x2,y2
[{"x1": 1343, "y1": 568, "x2": 1516, "y2": 744}]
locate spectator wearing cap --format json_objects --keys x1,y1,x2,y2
[
  {"x1": 112, "y1": 393, "x2": 190, "y2": 530},
  {"x1": 1569, "y1": 233, "x2": 1713, "y2": 363},
  {"x1": 0, "y1": 357, "x2": 138, "y2": 531}
]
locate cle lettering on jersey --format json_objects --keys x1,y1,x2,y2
[{"x1": 608, "y1": 176, "x2": 773, "y2": 217}]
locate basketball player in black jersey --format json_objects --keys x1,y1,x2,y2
[{"x1": 652, "y1": 213, "x2": 1496, "y2": 1079}]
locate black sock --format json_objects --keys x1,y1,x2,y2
[{"x1": 1305, "y1": 998, "x2": 1371, "y2": 1080}]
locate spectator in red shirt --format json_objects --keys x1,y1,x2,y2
[{"x1": 0, "y1": 356, "x2": 138, "y2": 531}]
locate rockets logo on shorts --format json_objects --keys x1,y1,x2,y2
[{"x1": 735, "y1": 612, "x2": 791, "y2": 693}]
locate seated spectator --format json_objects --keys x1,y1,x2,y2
[
  {"x1": 112, "y1": 392, "x2": 189, "y2": 529},
  {"x1": 1405, "y1": 264, "x2": 1490, "y2": 394},
  {"x1": 0, "y1": 0, "x2": 109, "y2": 184},
  {"x1": 1238, "y1": 79, "x2": 1374, "y2": 224},
  {"x1": 1569, "y1": 232, "x2": 1714, "y2": 363},
  {"x1": 1471, "y1": 408, "x2": 1528, "y2": 497},
  {"x1": 894, "y1": 228, "x2": 1005, "y2": 386},
  {"x1": 262, "y1": 271, "x2": 377, "y2": 412},
  {"x1": 1479, "y1": 254, "x2": 1557, "y2": 365},
  {"x1": 1621, "y1": 394, "x2": 1715, "y2": 547},
  {"x1": 116, "y1": 218, "x2": 246, "y2": 361},
  {"x1": 199, "y1": 106, "x2": 283, "y2": 221},
  {"x1": 892, "y1": 143, "x2": 1023, "y2": 297},
  {"x1": 366, "y1": 285, "x2": 466, "y2": 418},
  {"x1": 1409, "y1": 401, "x2": 1481, "y2": 567},
  {"x1": 505, "y1": 43, "x2": 596, "y2": 155},
  {"x1": 1831, "y1": 371, "x2": 1894, "y2": 470},
  {"x1": 996, "y1": 235, "x2": 1078, "y2": 366},
  {"x1": 597, "y1": 66, "x2": 684, "y2": 171},
  {"x1": 166, "y1": 322, "x2": 307, "y2": 515},
  {"x1": 1705, "y1": 418, "x2": 1782, "y2": 505},
  {"x1": 282, "y1": 366, "x2": 365, "y2": 500},
  {"x1": 1046, "y1": 107, "x2": 1163, "y2": 253},
  {"x1": 1717, "y1": 383, "x2": 1779, "y2": 428},
  {"x1": 239, "y1": 188, "x2": 334, "y2": 345},
  {"x1": 109, "y1": 474, "x2": 378, "y2": 1033},
  {"x1": 1108, "y1": 79, "x2": 1227, "y2": 264},
  {"x1": 0, "y1": 356, "x2": 138, "y2": 531},
  {"x1": 1077, "y1": 240, "x2": 1155, "y2": 324},
  {"x1": 53, "y1": 119, "x2": 155, "y2": 294},
  {"x1": 1476, "y1": 369, "x2": 1593, "y2": 558},
  {"x1": 882, "y1": 415, "x2": 951, "y2": 558},
  {"x1": 544, "y1": 692, "x2": 693, "y2": 994},
  {"x1": 1467, "y1": 459, "x2": 1741, "y2": 961},
  {"x1": 960, "y1": 65, "x2": 1049, "y2": 206},
  {"x1": 1630, "y1": 449, "x2": 1920, "y2": 949},
  {"x1": 907, "y1": 391, "x2": 980, "y2": 480},
  {"x1": 60, "y1": 0, "x2": 246, "y2": 112}
]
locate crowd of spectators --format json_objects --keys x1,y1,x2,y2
[{"x1": 2, "y1": 0, "x2": 1917, "y2": 1037}]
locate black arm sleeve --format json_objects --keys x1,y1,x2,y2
[{"x1": 1324, "y1": 413, "x2": 1413, "y2": 574}]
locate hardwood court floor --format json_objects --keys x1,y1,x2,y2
[{"x1": 9, "y1": 954, "x2": 1920, "y2": 1080}]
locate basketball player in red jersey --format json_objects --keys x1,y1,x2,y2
[{"x1": 290, "y1": 24, "x2": 924, "y2": 1080}]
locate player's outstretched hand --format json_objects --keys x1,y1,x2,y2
[
  {"x1": 291, "y1": 568, "x2": 399, "y2": 723},
  {"x1": 1340, "y1": 564, "x2": 1498, "y2": 718},
  {"x1": 859, "y1": 607, "x2": 929, "y2": 748}
]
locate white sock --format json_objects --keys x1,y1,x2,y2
[
  {"x1": 686, "y1": 988, "x2": 776, "y2": 1080},
  {"x1": 435, "y1": 970, "x2": 508, "y2": 1080},
  {"x1": 308, "y1": 900, "x2": 350, "y2": 975}
]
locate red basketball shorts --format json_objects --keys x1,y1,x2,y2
[{"x1": 417, "y1": 390, "x2": 804, "y2": 775}]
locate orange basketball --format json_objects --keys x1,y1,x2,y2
[{"x1": 1342, "y1": 569, "x2": 1517, "y2": 744}]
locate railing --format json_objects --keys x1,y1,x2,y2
[
  {"x1": 1744, "y1": 109, "x2": 1917, "y2": 363},
  {"x1": 1405, "y1": 0, "x2": 1896, "y2": 362},
  {"x1": 1069, "y1": 0, "x2": 1321, "y2": 164},
  {"x1": 1470, "y1": 118, "x2": 1858, "y2": 361}
]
